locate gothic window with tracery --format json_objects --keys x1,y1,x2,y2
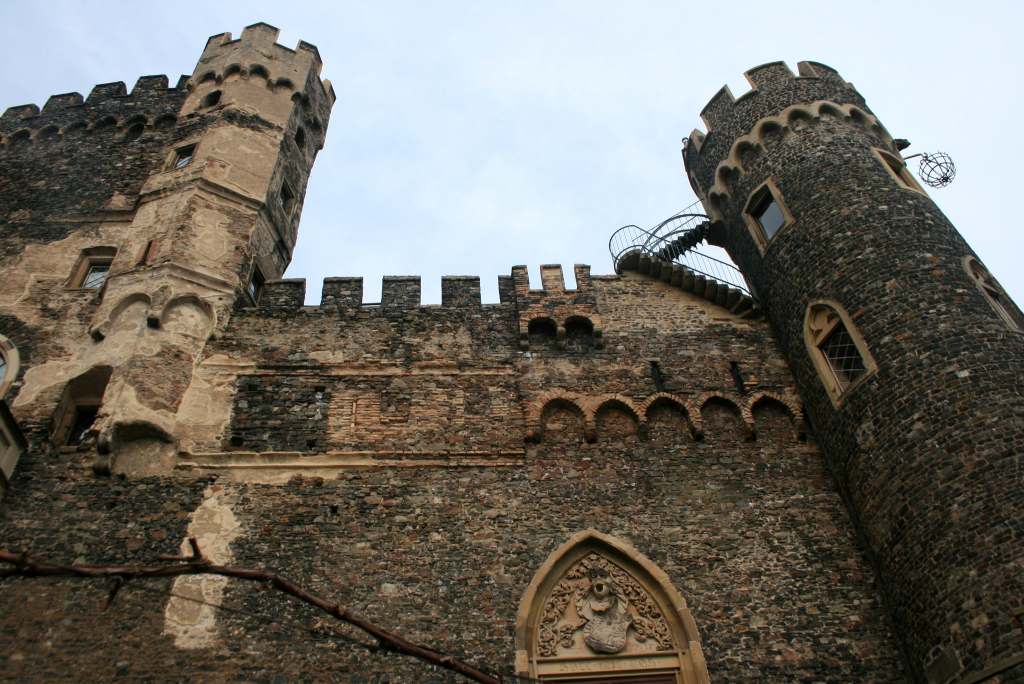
[
  {"x1": 805, "y1": 302, "x2": 876, "y2": 405},
  {"x1": 965, "y1": 257, "x2": 1024, "y2": 332}
]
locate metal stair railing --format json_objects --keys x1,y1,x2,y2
[{"x1": 608, "y1": 201, "x2": 752, "y2": 296}]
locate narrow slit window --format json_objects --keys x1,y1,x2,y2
[
  {"x1": 280, "y1": 182, "x2": 295, "y2": 215},
  {"x1": 248, "y1": 268, "x2": 265, "y2": 303}
]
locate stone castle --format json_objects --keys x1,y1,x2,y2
[{"x1": 0, "y1": 23, "x2": 1021, "y2": 683}]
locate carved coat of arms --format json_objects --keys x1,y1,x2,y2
[{"x1": 537, "y1": 553, "x2": 674, "y2": 657}]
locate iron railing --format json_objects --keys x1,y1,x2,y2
[{"x1": 608, "y1": 200, "x2": 752, "y2": 296}]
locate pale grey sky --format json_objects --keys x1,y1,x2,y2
[{"x1": 2, "y1": 1, "x2": 1021, "y2": 304}]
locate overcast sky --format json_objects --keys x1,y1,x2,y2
[{"x1": 1, "y1": 1, "x2": 1021, "y2": 305}]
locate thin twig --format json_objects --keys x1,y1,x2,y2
[{"x1": 0, "y1": 545, "x2": 500, "y2": 684}]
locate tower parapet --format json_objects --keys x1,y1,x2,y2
[{"x1": 684, "y1": 61, "x2": 1024, "y2": 682}]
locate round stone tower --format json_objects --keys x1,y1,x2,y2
[{"x1": 684, "y1": 61, "x2": 1024, "y2": 682}]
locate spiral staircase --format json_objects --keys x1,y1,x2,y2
[{"x1": 608, "y1": 201, "x2": 762, "y2": 319}]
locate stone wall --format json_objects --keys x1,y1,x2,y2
[{"x1": 0, "y1": 269, "x2": 905, "y2": 681}]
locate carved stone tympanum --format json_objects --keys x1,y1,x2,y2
[{"x1": 538, "y1": 552, "x2": 674, "y2": 658}]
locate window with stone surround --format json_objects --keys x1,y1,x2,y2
[
  {"x1": 0, "y1": 335, "x2": 18, "y2": 400},
  {"x1": 805, "y1": 301, "x2": 876, "y2": 405},
  {"x1": 172, "y1": 143, "x2": 196, "y2": 169},
  {"x1": 69, "y1": 246, "x2": 116, "y2": 291},
  {"x1": 743, "y1": 178, "x2": 793, "y2": 252},
  {"x1": 873, "y1": 148, "x2": 925, "y2": 194},
  {"x1": 51, "y1": 366, "x2": 111, "y2": 447},
  {"x1": 965, "y1": 257, "x2": 1024, "y2": 332},
  {"x1": 247, "y1": 267, "x2": 265, "y2": 304}
]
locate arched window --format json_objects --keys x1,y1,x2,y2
[
  {"x1": 516, "y1": 530, "x2": 709, "y2": 683},
  {"x1": 805, "y1": 301, "x2": 877, "y2": 405},
  {"x1": 965, "y1": 257, "x2": 1024, "y2": 332},
  {"x1": 0, "y1": 335, "x2": 20, "y2": 400}
]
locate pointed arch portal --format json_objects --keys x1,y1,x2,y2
[{"x1": 516, "y1": 530, "x2": 710, "y2": 683}]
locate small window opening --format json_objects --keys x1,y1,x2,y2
[
  {"x1": 250, "y1": 64, "x2": 269, "y2": 80},
  {"x1": 248, "y1": 268, "x2": 265, "y2": 303},
  {"x1": 750, "y1": 191, "x2": 786, "y2": 241},
  {"x1": 70, "y1": 247, "x2": 117, "y2": 291},
  {"x1": 295, "y1": 127, "x2": 306, "y2": 150},
  {"x1": 564, "y1": 316, "x2": 595, "y2": 352},
  {"x1": 730, "y1": 361, "x2": 747, "y2": 395},
  {"x1": 39, "y1": 126, "x2": 60, "y2": 142},
  {"x1": 875, "y1": 148, "x2": 924, "y2": 193},
  {"x1": 66, "y1": 405, "x2": 99, "y2": 446},
  {"x1": 527, "y1": 317, "x2": 558, "y2": 349},
  {"x1": 124, "y1": 122, "x2": 145, "y2": 140},
  {"x1": 94, "y1": 116, "x2": 117, "y2": 133},
  {"x1": 966, "y1": 257, "x2": 1024, "y2": 332},
  {"x1": 155, "y1": 113, "x2": 177, "y2": 130},
  {"x1": 81, "y1": 262, "x2": 110, "y2": 289},
  {"x1": 138, "y1": 240, "x2": 158, "y2": 266},
  {"x1": 649, "y1": 360, "x2": 666, "y2": 391},
  {"x1": 52, "y1": 366, "x2": 111, "y2": 447},
  {"x1": 0, "y1": 353, "x2": 7, "y2": 384},
  {"x1": 280, "y1": 183, "x2": 295, "y2": 215},
  {"x1": 201, "y1": 90, "x2": 222, "y2": 108},
  {"x1": 173, "y1": 144, "x2": 196, "y2": 169},
  {"x1": 10, "y1": 130, "x2": 30, "y2": 145}
]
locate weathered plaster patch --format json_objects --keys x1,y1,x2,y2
[{"x1": 163, "y1": 485, "x2": 241, "y2": 649}]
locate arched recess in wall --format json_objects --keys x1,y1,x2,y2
[
  {"x1": 0, "y1": 335, "x2": 21, "y2": 400},
  {"x1": 515, "y1": 530, "x2": 710, "y2": 683}
]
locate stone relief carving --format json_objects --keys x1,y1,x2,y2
[{"x1": 537, "y1": 552, "x2": 674, "y2": 658}]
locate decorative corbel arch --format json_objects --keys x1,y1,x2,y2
[
  {"x1": 746, "y1": 391, "x2": 806, "y2": 441},
  {"x1": 515, "y1": 530, "x2": 709, "y2": 683},
  {"x1": 639, "y1": 392, "x2": 702, "y2": 440},
  {"x1": 695, "y1": 391, "x2": 754, "y2": 439}
]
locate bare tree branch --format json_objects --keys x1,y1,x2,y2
[{"x1": 0, "y1": 540, "x2": 500, "y2": 684}]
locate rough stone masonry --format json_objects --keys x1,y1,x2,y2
[{"x1": 0, "y1": 22, "x2": 1019, "y2": 684}]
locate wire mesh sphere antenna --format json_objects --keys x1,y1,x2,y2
[{"x1": 918, "y1": 151, "x2": 956, "y2": 188}]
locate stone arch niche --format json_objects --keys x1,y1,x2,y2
[{"x1": 516, "y1": 530, "x2": 709, "y2": 683}]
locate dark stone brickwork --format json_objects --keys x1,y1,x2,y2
[{"x1": 686, "y1": 62, "x2": 1024, "y2": 682}]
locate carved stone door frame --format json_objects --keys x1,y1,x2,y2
[{"x1": 515, "y1": 530, "x2": 710, "y2": 684}]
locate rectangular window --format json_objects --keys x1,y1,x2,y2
[
  {"x1": 81, "y1": 263, "x2": 110, "y2": 289},
  {"x1": 751, "y1": 193, "x2": 786, "y2": 240},
  {"x1": 247, "y1": 269, "x2": 265, "y2": 303},
  {"x1": 173, "y1": 144, "x2": 196, "y2": 169}
]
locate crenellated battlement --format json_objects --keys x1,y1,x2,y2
[
  {"x1": 696, "y1": 61, "x2": 860, "y2": 135},
  {"x1": 0, "y1": 74, "x2": 188, "y2": 143},
  {"x1": 682, "y1": 61, "x2": 899, "y2": 210},
  {"x1": 241, "y1": 266, "x2": 606, "y2": 315},
  {"x1": 192, "y1": 23, "x2": 335, "y2": 111}
]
